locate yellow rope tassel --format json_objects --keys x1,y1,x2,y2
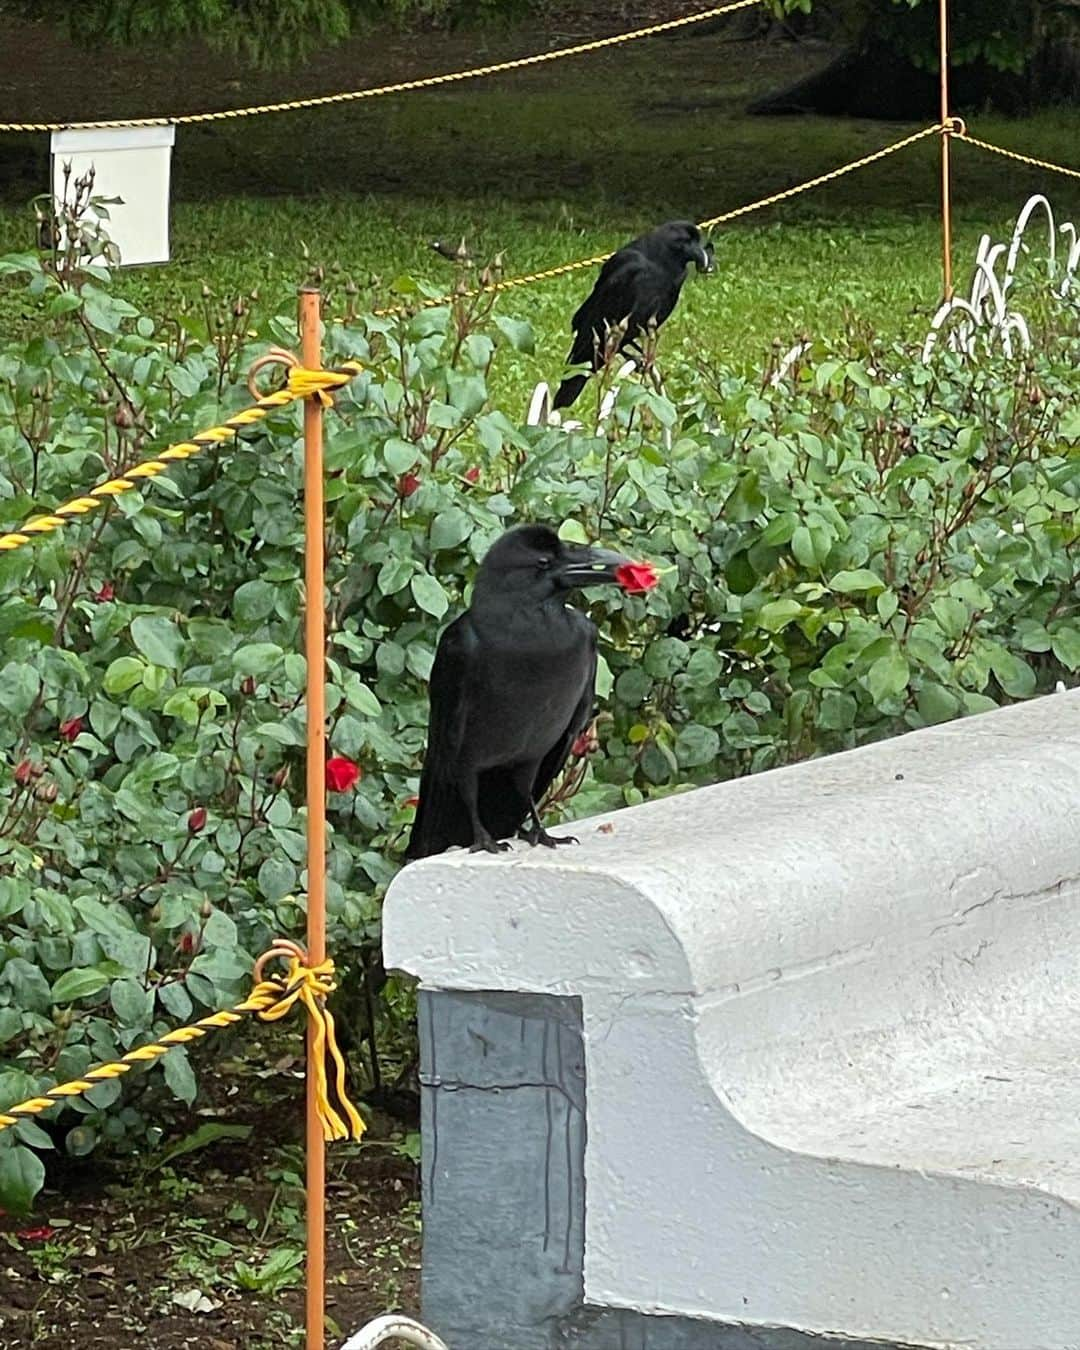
[
  {"x1": 0, "y1": 362, "x2": 363, "y2": 556},
  {"x1": 0, "y1": 946, "x2": 366, "y2": 1143}
]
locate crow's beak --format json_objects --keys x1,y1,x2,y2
[
  {"x1": 557, "y1": 544, "x2": 634, "y2": 587},
  {"x1": 697, "y1": 242, "x2": 714, "y2": 273}
]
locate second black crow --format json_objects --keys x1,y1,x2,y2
[
  {"x1": 404, "y1": 524, "x2": 655, "y2": 860},
  {"x1": 553, "y1": 220, "x2": 712, "y2": 411}
]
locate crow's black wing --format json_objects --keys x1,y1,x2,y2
[
  {"x1": 529, "y1": 623, "x2": 597, "y2": 815},
  {"x1": 403, "y1": 613, "x2": 477, "y2": 861},
  {"x1": 568, "y1": 254, "x2": 681, "y2": 369}
]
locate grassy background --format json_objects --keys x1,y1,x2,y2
[{"x1": 2, "y1": 22, "x2": 1079, "y2": 411}]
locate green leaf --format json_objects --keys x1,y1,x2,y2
[
  {"x1": 233, "y1": 643, "x2": 285, "y2": 677},
  {"x1": 829, "y1": 569, "x2": 885, "y2": 596},
  {"x1": 152, "y1": 1121, "x2": 253, "y2": 1169},
  {"x1": 674, "y1": 723, "x2": 720, "y2": 768},
  {"x1": 917, "y1": 683, "x2": 960, "y2": 725},
  {"x1": 233, "y1": 580, "x2": 278, "y2": 624},
  {"x1": 383, "y1": 438, "x2": 418, "y2": 474},
  {"x1": 162, "y1": 1047, "x2": 197, "y2": 1105},
  {"x1": 868, "y1": 650, "x2": 910, "y2": 705},
  {"x1": 724, "y1": 471, "x2": 766, "y2": 523},
  {"x1": 411, "y1": 573, "x2": 449, "y2": 619},
  {"x1": 930, "y1": 597, "x2": 969, "y2": 640},
  {"x1": 0, "y1": 662, "x2": 39, "y2": 717},
  {"x1": 558, "y1": 519, "x2": 589, "y2": 545},
  {"x1": 430, "y1": 507, "x2": 473, "y2": 551},
  {"x1": 758, "y1": 599, "x2": 805, "y2": 632},
  {"x1": 110, "y1": 978, "x2": 153, "y2": 1026},
  {"x1": 1051, "y1": 627, "x2": 1080, "y2": 672},
  {"x1": 494, "y1": 316, "x2": 535, "y2": 354},
  {"x1": 0, "y1": 1144, "x2": 45, "y2": 1215},
  {"x1": 104, "y1": 656, "x2": 146, "y2": 695},
  {"x1": 130, "y1": 615, "x2": 184, "y2": 670},
  {"x1": 257, "y1": 857, "x2": 297, "y2": 902},
  {"x1": 74, "y1": 896, "x2": 136, "y2": 939},
  {"x1": 51, "y1": 967, "x2": 111, "y2": 1004}
]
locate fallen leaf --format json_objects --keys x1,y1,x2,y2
[{"x1": 171, "y1": 1289, "x2": 222, "y2": 1314}]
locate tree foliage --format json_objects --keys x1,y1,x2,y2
[{"x1": 0, "y1": 0, "x2": 528, "y2": 63}]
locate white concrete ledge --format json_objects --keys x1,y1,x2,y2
[{"x1": 385, "y1": 692, "x2": 1080, "y2": 1349}]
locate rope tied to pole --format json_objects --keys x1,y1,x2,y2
[
  {"x1": 0, "y1": 359, "x2": 363, "y2": 555},
  {"x1": 0, "y1": 941, "x2": 366, "y2": 1143}
]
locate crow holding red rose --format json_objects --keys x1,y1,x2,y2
[{"x1": 405, "y1": 524, "x2": 657, "y2": 860}]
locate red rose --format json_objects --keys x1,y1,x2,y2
[
  {"x1": 187, "y1": 807, "x2": 207, "y2": 833},
  {"x1": 17, "y1": 1226, "x2": 55, "y2": 1243},
  {"x1": 397, "y1": 471, "x2": 421, "y2": 499},
  {"x1": 614, "y1": 561, "x2": 659, "y2": 595},
  {"x1": 326, "y1": 756, "x2": 361, "y2": 793},
  {"x1": 58, "y1": 717, "x2": 83, "y2": 743},
  {"x1": 13, "y1": 760, "x2": 33, "y2": 785},
  {"x1": 94, "y1": 582, "x2": 115, "y2": 602},
  {"x1": 464, "y1": 467, "x2": 480, "y2": 485}
]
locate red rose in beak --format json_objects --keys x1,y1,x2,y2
[
  {"x1": 326, "y1": 756, "x2": 361, "y2": 793},
  {"x1": 614, "y1": 561, "x2": 659, "y2": 595}
]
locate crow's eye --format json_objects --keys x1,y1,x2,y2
[{"x1": 536, "y1": 555, "x2": 552, "y2": 569}]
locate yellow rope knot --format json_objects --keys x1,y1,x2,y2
[
  {"x1": 285, "y1": 364, "x2": 357, "y2": 408},
  {"x1": 0, "y1": 942, "x2": 366, "y2": 1144},
  {"x1": 250, "y1": 947, "x2": 366, "y2": 1143}
]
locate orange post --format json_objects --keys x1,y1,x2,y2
[
  {"x1": 299, "y1": 285, "x2": 327, "y2": 1350},
  {"x1": 939, "y1": 0, "x2": 954, "y2": 300}
]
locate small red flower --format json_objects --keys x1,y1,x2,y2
[
  {"x1": 13, "y1": 760, "x2": 33, "y2": 785},
  {"x1": 403, "y1": 795, "x2": 419, "y2": 809},
  {"x1": 464, "y1": 466, "x2": 480, "y2": 485},
  {"x1": 614, "y1": 561, "x2": 659, "y2": 595},
  {"x1": 397, "y1": 471, "x2": 421, "y2": 499},
  {"x1": 58, "y1": 717, "x2": 83, "y2": 743},
  {"x1": 177, "y1": 931, "x2": 196, "y2": 955},
  {"x1": 94, "y1": 582, "x2": 115, "y2": 603},
  {"x1": 187, "y1": 807, "x2": 207, "y2": 834},
  {"x1": 17, "y1": 1226, "x2": 55, "y2": 1243},
  {"x1": 326, "y1": 756, "x2": 361, "y2": 793}
]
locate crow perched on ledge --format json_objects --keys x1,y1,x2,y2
[
  {"x1": 552, "y1": 220, "x2": 713, "y2": 410},
  {"x1": 404, "y1": 524, "x2": 647, "y2": 861}
]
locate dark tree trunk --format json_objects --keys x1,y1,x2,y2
[{"x1": 748, "y1": 36, "x2": 1080, "y2": 119}]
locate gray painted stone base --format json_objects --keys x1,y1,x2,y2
[{"x1": 418, "y1": 990, "x2": 927, "y2": 1350}]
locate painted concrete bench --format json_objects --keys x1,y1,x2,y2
[{"x1": 383, "y1": 691, "x2": 1080, "y2": 1350}]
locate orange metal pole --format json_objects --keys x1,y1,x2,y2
[
  {"x1": 300, "y1": 285, "x2": 327, "y2": 1350},
  {"x1": 939, "y1": 0, "x2": 954, "y2": 300}
]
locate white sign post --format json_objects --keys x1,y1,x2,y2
[{"x1": 50, "y1": 124, "x2": 176, "y2": 266}]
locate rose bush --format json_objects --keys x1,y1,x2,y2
[{"x1": 0, "y1": 205, "x2": 1078, "y2": 1210}]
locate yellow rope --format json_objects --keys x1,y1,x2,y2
[
  {"x1": 957, "y1": 131, "x2": 1080, "y2": 183},
  {"x1": 0, "y1": 0, "x2": 761, "y2": 133},
  {"x1": 0, "y1": 949, "x2": 366, "y2": 1143},
  {"x1": 0, "y1": 361, "x2": 363, "y2": 555},
  {"x1": 366, "y1": 122, "x2": 945, "y2": 320}
]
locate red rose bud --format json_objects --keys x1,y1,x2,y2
[
  {"x1": 326, "y1": 756, "x2": 361, "y2": 793},
  {"x1": 240, "y1": 675, "x2": 257, "y2": 697},
  {"x1": 614, "y1": 561, "x2": 659, "y2": 595},
  {"x1": 58, "y1": 716, "x2": 83, "y2": 743},
  {"x1": 94, "y1": 582, "x2": 115, "y2": 602},
  {"x1": 397, "y1": 471, "x2": 421, "y2": 498},
  {"x1": 177, "y1": 931, "x2": 196, "y2": 955},
  {"x1": 187, "y1": 807, "x2": 207, "y2": 833},
  {"x1": 36, "y1": 781, "x2": 58, "y2": 803},
  {"x1": 13, "y1": 760, "x2": 33, "y2": 785},
  {"x1": 403, "y1": 795, "x2": 420, "y2": 809},
  {"x1": 272, "y1": 764, "x2": 291, "y2": 790},
  {"x1": 464, "y1": 466, "x2": 480, "y2": 485}
]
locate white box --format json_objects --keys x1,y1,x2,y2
[{"x1": 51, "y1": 124, "x2": 176, "y2": 266}]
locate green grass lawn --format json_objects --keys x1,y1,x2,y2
[{"x1": 2, "y1": 27, "x2": 1079, "y2": 413}]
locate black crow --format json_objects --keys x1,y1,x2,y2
[
  {"x1": 404, "y1": 524, "x2": 644, "y2": 860},
  {"x1": 552, "y1": 221, "x2": 713, "y2": 411}
]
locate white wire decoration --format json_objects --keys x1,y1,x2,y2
[
  {"x1": 526, "y1": 358, "x2": 673, "y2": 452},
  {"x1": 923, "y1": 193, "x2": 1080, "y2": 363},
  {"x1": 340, "y1": 1313, "x2": 450, "y2": 1350}
]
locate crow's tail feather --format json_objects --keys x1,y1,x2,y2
[{"x1": 552, "y1": 373, "x2": 588, "y2": 410}]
